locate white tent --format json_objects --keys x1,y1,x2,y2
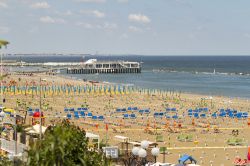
[
  {"x1": 86, "y1": 132, "x2": 100, "y2": 150},
  {"x1": 25, "y1": 124, "x2": 47, "y2": 135}
]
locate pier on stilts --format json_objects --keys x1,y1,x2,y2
[{"x1": 66, "y1": 59, "x2": 141, "y2": 74}]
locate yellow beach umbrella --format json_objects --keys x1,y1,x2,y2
[{"x1": 4, "y1": 108, "x2": 14, "y2": 114}]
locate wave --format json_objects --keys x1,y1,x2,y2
[{"x1": 152, "y1": 68, "x2": 250, "y2": 76}]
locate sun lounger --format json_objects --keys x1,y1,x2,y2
[
  {"x1": 166, "y1": 127, "x2": 179, "y2": 133},
  {"x1": 112, "y1": 127, "x2": 124, "y2": 133},
  {"x1": 144, "y1": 127, "x2": 155, "y2": 135}
]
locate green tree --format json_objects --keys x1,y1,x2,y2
[
  {"x1": 26, "y1": 120, "x2": 108, "y2": 166},
  {"x1": 0, "y1": 39, "x2": 9, "y2": 48}
]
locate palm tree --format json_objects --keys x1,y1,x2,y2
[{"x1": 0, "y1": 40, "x2": 9, "y2": 48}]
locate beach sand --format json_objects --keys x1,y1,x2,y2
[{"x1": 2, "y1": 73, "x2": 250, "y2": 166}]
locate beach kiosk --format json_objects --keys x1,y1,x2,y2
[{"x1": 31, "y1": 112, "x2": 45, "y2": 125}]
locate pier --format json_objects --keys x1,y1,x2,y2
[
  {"x1": 2, "y1": 59, "x2": 142, "y2": 74},
  {"x1": 66, "y1": 59, "x2": 141, "y2": 74}
]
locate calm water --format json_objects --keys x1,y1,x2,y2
[{"x1": 5, "y1": 55, "x2": 250, "y2": 98}]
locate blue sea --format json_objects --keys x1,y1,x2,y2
[{"x1": 4, "y1": 55, "x2": 250, "y2": 98}]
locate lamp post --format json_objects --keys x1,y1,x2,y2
[
  {"x1": 39, "y1": 78, "x2": 46, "y2": 139},
  {"x1": 124, "y1": 140, "x2": 160, "y2": 166},
  {"x1": 0, "y1": 40, "x2": 9, "y2": 106}
]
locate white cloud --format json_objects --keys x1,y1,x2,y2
[
  {"x1": 244, "y1": 33, "x2": 250, "y2": 38},
  {"x1": 128, "y1": 14, "x2": 151, "y2": 23},
  {"x1": 0, "y1": 26, "x2": 9, "y2": 34},
  {"x1": 76, "y1": 0, "x2": 106, "y2": 3},
  {"x1": 76, "y1": 22, "x2": 117, "y2": 30},
  {"x1": 40, "y1": 16, "x2": 66, "y2": 24},
  {"x1": 0, "y1": 1, "x2": 7, "y2": 8},
  {"x1": 128, "y1": 26, "x2": 143, "y2": 32},
  {"x1": 102, "y1": 22, "x2": 117, "y2": 29},
  {"x1": 30, "y1": 2, "x2": 50, "y2": 9},
  {"x1": 117, "y1": 0, "x2": 128, "y2": 3},
  {"x1": 76, "y1": 22, "x2": 94, "y2": 29},
  {"x1": 55, "y1": 10, "x2": 73, "y2": 16},
  {"x1": 120, "y1": 33, "x2": 128, "y2": 39},
  {"x1": 80, "y1": 10, "x2": 105, "y2": 18},
  {"x1": 92, "y1": 10, "x2": 105, "y2": 18}
]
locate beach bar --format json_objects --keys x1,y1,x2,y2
[{"x1": 66, "y1": 59, "x2": 141, "y2": 74}]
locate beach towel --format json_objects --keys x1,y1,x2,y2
[{"x1": 248, "y1": 146, "x2": 250, "y2": 160}]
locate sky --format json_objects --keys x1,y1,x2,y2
[{"x1": 1, "y1": 0, "x2": 250, "y2": 55}]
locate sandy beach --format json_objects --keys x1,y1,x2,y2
[{"x1": 2, "y1": 72, "x2": 250, "y2": 166}]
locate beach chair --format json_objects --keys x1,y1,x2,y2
[
  {"x1": 172, "y1": 115, "x2": 178, "y2": 119},
  {"x1": 165, "y1": 115, "x2": 171, "y2": 119},
  {"x1": 178, "y1": 154, "x2": 197, "y2": 164},
  {"x1": 92, "y1": 116, "x2": 98, "y2": 120},
  {"x1": 200, "y1": 114, "x2": 206, "y2": 118},
  {"x1": 80, "y1": 111, "x2": 85, "y2": 117},
  {"x1": 28, "y1": 110, "x2": 34, "y2": 116},
  {"x1": 203, "y1": 108, "x2": 208, "y2": 112},
  {"x1": 121, "y1": 108, "x2": 127, "y2": 113},
  {"x1": 227, "y1": 137, "x2": 244, "y2": 146},
  {"x1": 171, "y1": 108, "x2": 177, "y2": 112},
  {"x1": 139, "y1": 110, "x2": 144, "y2": 114},
  {"x1": 130, "y1": 114, "x2": 136, "y2": 119},
  {"x1": 67, "y1": 114, "x2": 72, "y2": 119},
  {"x1": 154, "y1": 112, "x2": 159, "y2": 118},
  {"x1": 159, "y1": 112, "x2": 164, "y2": 118},
  {"x1": 128, "y1": 107, "x2": 132, "y2": 111},
  {"x1": 116, "y1": 108, "x2": 121, "y2": 113},
  {"x1": 156, "y1": 135, "x2": 164, "y2": 142},
  {"x1": 64, "y1": 108, "x2": 68, "y2": 112},
  {"x1": 123, "y1": 114, "x2": 129, "y2": 119},
  {"x1": 133, "y1": 107, "x2": 138, "y2": 110},
  {"x1": 243, "y1": 112, "x2": 248, "y2": 118},
  {"x1": 194, "y1": 113, "x2": 199, "y2": 118},
  {"x1": 144, "y1": 109, "x2": 150, "y2": 114},
  {"x1": 166, "y1": 108, "x2": 171, "y2": 112},
  {"x1": 212, "y1": 113, "x2": 217, "y2": 118},
  {"x1": 220, "y1": 108, "x2": 225, "y2": 112},
  {"x1": 69, "y1": 108, "x2": 75, "y2": 112},
  {"x1": 178, "y1": 134, "x2": 192, "y2": 142},
  {"x1": 98, "y1": 116, "x2": 104, "y2": 121},
  {"x1": 74, "y1": 114, "x2": 79, "y2": 119},
  {"x1": 77, "y1": 108, "x2": 82, "y2": 111},
  {"x1": 228, "y1": 112, "x2": 234, "y2": 118},
  {"x1": 219, "y1": 112, "x2": 226, "y2": 117},
  {"x1": 87, "y1": 112, "x2": 93, "y2": 118},
  {"x1": 188, "y1": 113, "x2": 193, "y2": 117},
  {"x1": 237, "y1": 112, "x2": 243, "y2": 119}
]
